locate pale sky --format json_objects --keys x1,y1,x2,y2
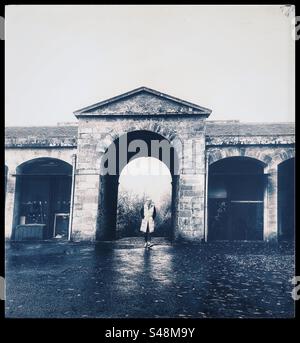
[
  {"x1": 5, "y1": 5, "x2": 295, "y2": 126},
  {"x1": 119, "y1": 157, "x2": 171, "y2": 206}
]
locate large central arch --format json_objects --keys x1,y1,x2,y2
[{"x1": 96, "y1": 130, "x2": 179, "y2": 241}]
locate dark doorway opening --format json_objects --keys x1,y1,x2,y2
[
  {"x1": 208, "y1": 157, "x2": 265, "y2": 241},
  {"x1": 12, "y1": 158, "x2": 72, "y2": 240},
  {"x1": 278, "y1": 158, "x2": 295, "y2": 241}
]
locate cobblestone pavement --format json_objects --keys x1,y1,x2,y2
[{"x1": 5, "y1": 239, "x2": 295, "y2": 318}]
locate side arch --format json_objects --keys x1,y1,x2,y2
[
  {"x1": 277, "y1": 157, "x2": 295, "y2": 241},
  {"x1": 207, "y1": 156, "x2": 265, "y2": 241},
  {"x1": 268, "y1": 148, "x2": 295, "y2": 170},
  {"x1": 16, "y1": 157, "x2": 72, "y2": 173},
  {"x1": 11, "y1": 157, "x2": 73, "y2": 240},
  {"x1": 208, "y1": 148, "x2": 269, "y2": 167}
]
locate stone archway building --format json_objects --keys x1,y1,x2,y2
[{"x1": 5, "y1": 87, "x2": 295, "y2": 242}]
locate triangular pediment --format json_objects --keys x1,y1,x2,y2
[{"x1": 74, "y1": 87, "x2": 211, "y2": 117}]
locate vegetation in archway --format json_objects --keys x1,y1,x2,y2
[
  {"x1": 117, "y1": 190, "x2": 171, "y2": 238},
  {"x1": 116, "y1": 156, "x2": 172, "y2": 239}
]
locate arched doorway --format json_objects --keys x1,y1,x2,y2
[
  {"x1": 12, "y1": 158, "x2": 72, "y2": 240},
  {"x1": 278, "y1": 158, "x2": 295, "y2": 241},
  {"x1": 96, "y1": 130, "x2": 179, "y2": 241},
  {"x1": 208, "y1": 157, "x2": 265, "y2": 241},
  {"x1": 117, "y1": 157, "x2": 172, "y2": 239}
]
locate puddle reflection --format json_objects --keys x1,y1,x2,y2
[{"x1": 110, "y1": 246, "x2": 173, "y2": 294}]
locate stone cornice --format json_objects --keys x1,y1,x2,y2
[
  {"x1": 5, "y1": 137, "x2": 77, "y2": 148},
  {"x1": 206, "y1": 135, "x2": 295, "y2": 146}
]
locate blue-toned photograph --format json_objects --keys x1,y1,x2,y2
[{"x1": 4, "y1": 4, "x2": 295, "y2": 318}]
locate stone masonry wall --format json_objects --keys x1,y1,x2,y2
[{"x1": 4, "y1": 126, "x2": 295, "y2": 242}]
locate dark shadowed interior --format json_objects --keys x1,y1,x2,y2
[
  {"x1": 278, "y1": 158, "x2": 295, "y2": 241},
  {"x1": 208, "y1": 157, "x2": 265, "y2": 241},
  {"x1": 12, "y1": 158, "x2": 72, "y2": 239}
]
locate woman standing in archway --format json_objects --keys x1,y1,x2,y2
[{"x1": 140, "y1": 198, "x2": 157, "y2": 248}]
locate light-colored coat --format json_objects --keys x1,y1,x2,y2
[{"x1": 140, "y1": 204, "x2": 155, "y2": 233}]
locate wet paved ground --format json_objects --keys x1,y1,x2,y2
[{"x1": 5, "y1": 239, "x2": 295, "y2": 318}]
